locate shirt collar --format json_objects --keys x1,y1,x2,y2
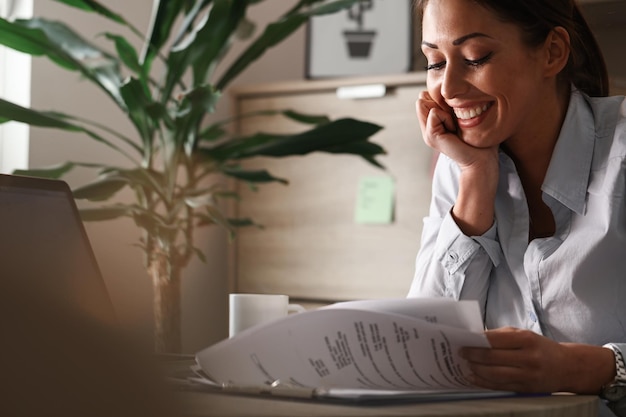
[{"x1": 541, "y1": 88, "x2": 595, "y2": 215}]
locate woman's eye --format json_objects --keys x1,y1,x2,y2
[
  {"x1": 425, "y1": 52, "x2": 493, "y2": 71},
  {"x1": 425, "y1": 61, "x2": 446, "y2": 71},
  {"x1": 464, "y1": 52, "x2": 493, "y2": 67}
]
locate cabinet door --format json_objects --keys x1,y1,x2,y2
[{"x1": 232, "y1": 81, "x2": 432, "y2": 302}]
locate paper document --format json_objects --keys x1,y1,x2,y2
[{"x1": 195, "y1": 298, "x2": 495, "y2": 398}]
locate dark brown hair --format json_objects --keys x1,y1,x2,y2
[{"x1": 414, "y1": 0, "x2": 609, "y2": 97}]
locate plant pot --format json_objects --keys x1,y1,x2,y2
[{"x1": 343, "y1": 30, "x2": 377, "y2": 58}]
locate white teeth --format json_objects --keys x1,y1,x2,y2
[{"x1": 454, "y1": 104, "x2": 489, "y2": 120}]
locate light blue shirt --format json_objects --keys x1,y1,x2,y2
[{"x1": 408, "y1": 89, "x2": 626, "y2": 349}]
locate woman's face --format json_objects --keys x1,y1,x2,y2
[{"x1": 421, "y1": 0, "x2": 548, "y2": 148}]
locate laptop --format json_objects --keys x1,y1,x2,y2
[{"x1": 0, "y1": 173, "x2": 117, "y2": 324}]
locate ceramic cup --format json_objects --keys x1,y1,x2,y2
[{"x1": 228, "y1": 293, "x2": 305, "y2": 338}]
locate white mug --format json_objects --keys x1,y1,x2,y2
[{"x1": 229, "y1": 293, "x2": 305, "y2": 337}]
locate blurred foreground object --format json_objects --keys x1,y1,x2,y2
[{"x1": 0, "y1": 281, "x2": 178, "y2": 417}]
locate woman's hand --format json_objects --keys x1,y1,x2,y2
[
  {"x1": 416, "y1": 91, "x2": 498, "y2": 171},
  {"x1": 416, "y1": 91, "x2": 499, "y2": 236},
  {"x1": 416, "y1": 90, "x2": 457, "y2": 150},
  {"x1": 460, "y1": 327, "x2": 616, "y2": 394}
]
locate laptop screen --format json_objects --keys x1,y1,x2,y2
[{"x1": 0, "y1": 174, "x2": 116, "y2": 324}]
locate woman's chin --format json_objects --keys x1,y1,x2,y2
[{"x1": 458, "y1": 130, "x2": 502, "y2": 149}]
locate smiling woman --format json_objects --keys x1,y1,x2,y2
[{"x1": 407, "y1": 1, "x2": 626, "y2": 416}]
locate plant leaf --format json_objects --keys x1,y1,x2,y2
[
  {"x1": 236, "y1": 118, "x2": 384, "y2": 158},
  {"x1": 192, "y1": 246, "x2": 207, "y2": 263},
  {"x1": 12, "y1": 161, "x2": 127, "y2": 179},
  {"x1": 163, "y1": 0, "x2": 249, "y2": 98},
  {"x1": 227, "y1": 217, "x2": 262, "y2": 228},
  {"x1": 175, "y1": 85, "x2": 221, "y2": 155},
  {"x1": 104, "y1": 33, "x2": 143, "y2": 76},
  {"x1": 324, "y1": 142, "x2": 387, "y2": 169},
  {"x1": 214, "y1": 190, "x2": 240, "y2": 200},
  {"x1": 11, "y1": 17, "x2": 125, "y2": 107},
  {"x1": 226, "y1": 109, "x2": 330, "y2": 130},
  {"x1": 221, "y1": 167, "x2": 289, "y2": 184},
  {"x1": 141, "y1": 0, "x2": 199, "y2": 69},
  {"x1": 13, "y1": 162, "x2": 76, "y2": 179},
  {"x1": 53, "y1": 0, "x2": 126, "y2": 25},
  {"x1": 184, "y1": 192, "x2": 215, "y2": 209},
  {"x1": 198, "y1": 123, "x2": 227, "y2": 142},
  {"x1": 97, "y1": 167, "x2": 167, "y2": 199},
  {"x1": 79, "y1": 206, "x2": 130, "y2": 221},
  {"x1": 189, "y1": 0, "x2": 247, "y2": 84},
  {"x1": 0, "y1": 98, "x2": 82, "y2": 129},
  {"x1": 119, "y1": 78, "x2": 155, "y2": 156},
  {"x1": 0, "y1": 98, "x2": 141, "y2": 159},
  {"x1": 234, "y1": 16, "x2": 255, "y2": 40},
  {"x1": 204, "y1": 205, "x2": 235, "y2": 237},
  {"x1": 283, "y1": 0, "x2": 329, "y2": 16},
  {"x1": 194, "y1": 212, "x2": 215, "y2": 227},
  {"x1": 52, "y1": 0, "x2": 146, "y2": 44},
  {"x1": 205, "y1": 118, "x2": 383, "y2": 164},
  {"x1": 324, "y1": 140, "x2": 388, "y2": 157},
  {"x1": 0, "y1": 17, "x2": 77, "y2": 69},
  {"x1": 73, "y1": 178, "x2": 128, "y2": 201},
  {"x1": 282, "y1": 109, "x2": 330, "y2": 125}
]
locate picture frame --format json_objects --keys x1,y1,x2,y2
[{"x1": 306, "y1": 0, "x2": 413, "y2": 79}]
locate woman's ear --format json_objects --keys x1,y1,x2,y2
[{"x1": 544, "y1": 26, "x2": 571, "y2": 77}]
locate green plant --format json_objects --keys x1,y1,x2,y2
[{"x1": 0, "y1": 0, "x2": 384, "y2": 353}]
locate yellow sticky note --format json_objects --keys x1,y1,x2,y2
[{"x1": 354, "y1": 176, "x2": 395, "y2": 224}]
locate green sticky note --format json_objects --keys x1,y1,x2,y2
[{"x1": 354, "y1": 176, "x2": 395, "y2": 224}]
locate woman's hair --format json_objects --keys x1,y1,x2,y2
[{"x1": 414, "y1": 0, "x2": 609, "y2": 97}]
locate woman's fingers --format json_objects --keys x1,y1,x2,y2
[
  {"x1": 417, "y1": 91, "x2": 456, "y2": 131},
  {"x1": 416, "y1": 91, "x2": 438, "y2": 130},
  {"x1": 426, "y1": 106, "x2": 456, "y2": 136},
  {"x1": 459, "y1": 328, "x2": 567, "y2": 393},
  {"x1": 416, "y1": 92, "x2": 463, "y2": 158},
  {"x1": 424, "y1": 107, "x2": 471, "y2": 161}
]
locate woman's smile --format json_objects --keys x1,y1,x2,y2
[
  {"x1": 453, "y1": 102, "x2": 494, "y2": 129},
  {"x1": 453, "y1": 102, "x2": 492, "y2": 120}
]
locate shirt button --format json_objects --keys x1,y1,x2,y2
[
  {"x1": 529, "y1": 311, "x2": 538, "y2": 323},
  {"x1": 448, "y1": 252, "x2": 458, "y2": 262}
]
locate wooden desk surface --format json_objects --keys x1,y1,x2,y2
[
  {"x1": 175, "y1": 391, "x2": 598, "y2": 417},
  {"x1": 160, "y1": 356, "x2": 598, "y2": 417}
]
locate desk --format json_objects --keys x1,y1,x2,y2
[
  {"x1": 161, "y1": 356, "x2": 599, "y2": 417},
  {"x1": 175, "y1": 391, "x2": 598, "y2": 417},
  {"x1": 161, "y1": 355, "x2": 598, "y2": 417}
]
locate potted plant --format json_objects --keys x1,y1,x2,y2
[
  {"x1": 343, "y1": 0, "x2": 376, "y2": 58},
  {"x1": 0, "y1": 0, "x2": 385, "y2": 353}
]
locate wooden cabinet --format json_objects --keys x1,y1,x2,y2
[{"x1": 229, "y1": 73, "x2": 431, "y2": 304}]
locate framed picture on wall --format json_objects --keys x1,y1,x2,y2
[{"x1": 306, "y1": 0, "x2": 413, "y2": 79}]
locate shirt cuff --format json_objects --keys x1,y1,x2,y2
[
  {"x1": 472, "y1": 223, "x2": 501, "y2": 267},
  {"x1": 434, "y1": 211, "x2": 500, "y2": 275}
]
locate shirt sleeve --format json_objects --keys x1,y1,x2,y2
[{"x1": 407, "y1": 154, "x2": 502, "y2": 313}]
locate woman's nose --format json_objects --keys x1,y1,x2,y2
[{"x1": 440, "y1": 65, "x2": 468, "y2": 100}]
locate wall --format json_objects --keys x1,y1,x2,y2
[{"x1": 30, "y1": 0, "x2": 306, "y2": 352}]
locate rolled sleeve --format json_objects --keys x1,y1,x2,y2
[
  {"x1": 410, "y1": 209, "x2": 501, "y2": 304},
  {"x1": 435, "y1": 215, "x2": 500, "y2": 275}
]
